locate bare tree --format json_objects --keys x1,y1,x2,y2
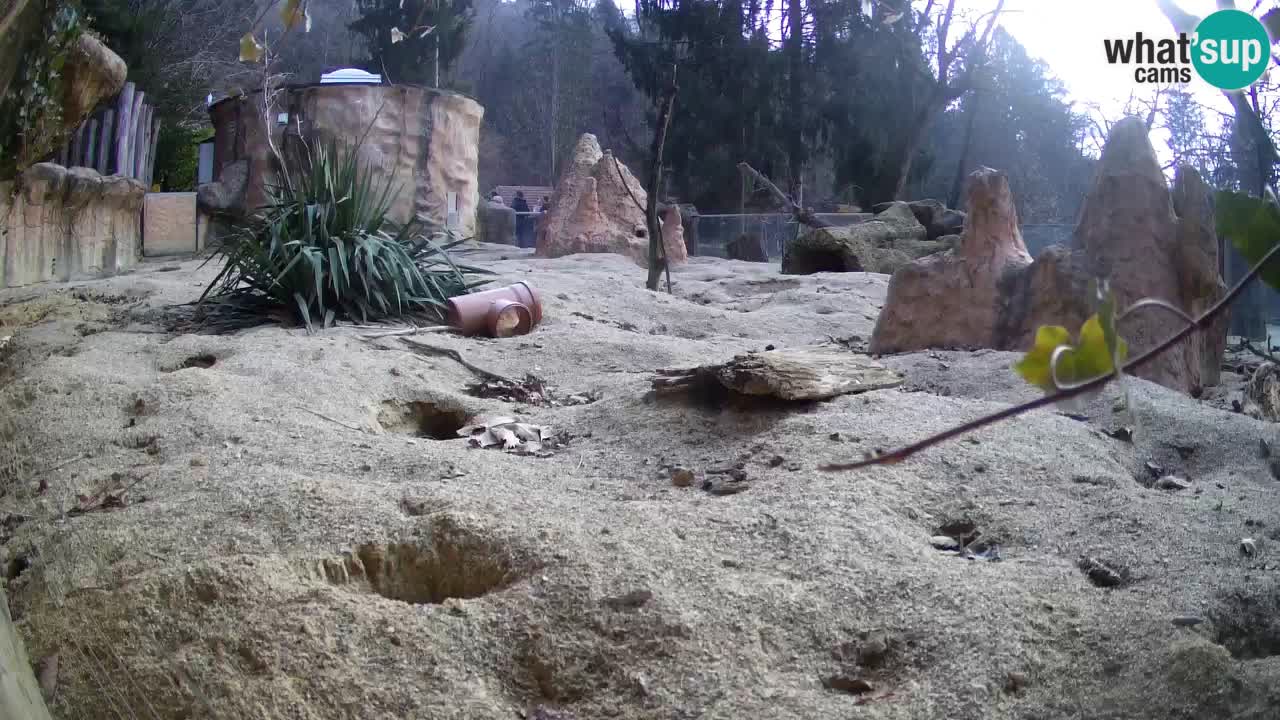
[{"x1": 885, "y1": 0, "x2": 1006, "y2": 200}]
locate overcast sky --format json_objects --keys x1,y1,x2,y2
[{"x1": 996, "y1": 0, "x2": 1233, "y2": 112}]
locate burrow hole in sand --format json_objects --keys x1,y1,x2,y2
[
  {"x1": 1211, "y1": 584, "x2": 1280, "y2": 659},
  {"x1": 787, "y1": 247, "x2": 858, "y2": 274},
  {"x1": 164, "y1": 354, "x2": 217, "y2": 372},
  {"x1": 377, "y1": 400, "x2": 469, "y2": 440},
  {"x1": 328, "y1": 522, "x2": 531, "y2": 604}
]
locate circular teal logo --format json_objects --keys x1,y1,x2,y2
[{"x1": 1192, "y1": 9, "x2": 1272, "y2": 91}]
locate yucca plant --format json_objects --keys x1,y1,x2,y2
[{"x1": 199, "y1": 139, "x2": 490, "y2": 330}]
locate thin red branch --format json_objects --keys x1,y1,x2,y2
[{"x1": 819, "y1": 239, "x2": 1280, "y2": 472}]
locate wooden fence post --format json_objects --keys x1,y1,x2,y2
[
  {"x1": 85, "y1": 118, "x2": 98, "y2": 172},
  {"x1": 131, "y1": 103, "x2": 148, "y2": 179},
  {"x1": 145, "y1": 116, "x2": 162, "y2": 188},
  {"x1": 114, "y1": 82, "x2": 135, "y2": 176},
  {"x1": 69, "y1": 124, "x2": 84, "y2": 167},
  {"x1": 96, "y1": 109, "x2": 114, "y2": 175},
  {"x1": 127, "y1": 93, "x2": 145, "y2": 179}
]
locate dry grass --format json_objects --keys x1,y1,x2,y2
[{"x1": 0, "y1": 394, "x2": 32, "y2": 498}]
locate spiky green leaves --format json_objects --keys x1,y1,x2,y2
[{"x1": 201, "y1": 140, "x2": 490, "y2": 331}]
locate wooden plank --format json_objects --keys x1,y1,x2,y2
[
  {"x1": 127, "y1": 93, "x2": 145, "y2": 179},
  {"x1": 114, "y1": 82, "x2": 135, "y2": 176},
  {"x1": 145, "y1": 116, "x2": 162, "y2": 188},
  {"x1": 96, "y1": 109, "x2": 114, "y2": 174},
  {"x1": 652, "y1": 346, "x2": 905, "y2": 402},
  {"x1": 85, "y1": 118, "x2": 98, "y2": 172}
]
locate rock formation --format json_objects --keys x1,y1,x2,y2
[
  {"x1": 869, "y1": 170, "x2": 1032, "y2": 352},
  {"x1": 784, "y1": 202, "x2": 951, "y2": 275},
  {"x1": 870, "y1": 117, "x2": 1228, "y2": 396},
  {"x1": 205, "y1": 85, "x2": 483, "y2": 237},
  {"x1": 478, "y1": 200, "x2": 517, "y2": 246},
  {"x1": 535, "y1": 134, "x2": 688, "y2": 267},
  {"x1": 0, "y1": 163, "x2": 145, "y2": 288},
  {"x1": 1, "y1": 6, "x2": 127, "y2": 181}
]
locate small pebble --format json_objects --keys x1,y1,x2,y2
[
  {"x1": 1005, "y1": 671, "x2": 1029, "y2": 693},
  {"x1": 1241, "y1": 538, "x2": 1258, "y2": 556},
  {"x1": 1171, "y1": 615, "x2": 1204, "y2": 627},
  {"x1": 670, "y1": 467, "x2": 695, "y2": 487},
  {"x1": 768, "y1": 455, "x2": 785, "y2": 467}
]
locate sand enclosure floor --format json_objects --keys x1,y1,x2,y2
[{"x1": 1, "y1": 245, "x2": 1278, "y2": 719}]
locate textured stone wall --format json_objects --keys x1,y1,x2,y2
[
  {"x1": 1, "y1": 163, "x2": 144, "y2": 289},
  {"x1": 204, "y1": 84, "x2": 484, "y2": 238}
]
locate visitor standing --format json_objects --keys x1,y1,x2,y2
[{"x1": 512, "y1": 191, "x2": 532, "y2": 248}]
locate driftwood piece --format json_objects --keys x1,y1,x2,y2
[{"x1": 652, "y1": 346, "x2": 904, "y2": 402}]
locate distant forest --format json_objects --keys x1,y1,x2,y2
[{"x1": 84, "y1": 0, "x2": 1280, "y2": 227}]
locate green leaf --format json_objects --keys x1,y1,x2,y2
[
  {"x1": 1013, "y1": 325, "x2": 1072, "y2": 393},
  {"x1": 239, "y1": 33, "x2": 265, "y2": 63},
  {"x1": 1013, "y1": 315, "x2": 1128, "y2": 393},
  {"x1": 1215, "y1": 190, "x2": 1280, "y2": 291}
]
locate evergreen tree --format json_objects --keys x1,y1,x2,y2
[{"x1": 350, "y1": 0, "x2": 474, "y2": 86}]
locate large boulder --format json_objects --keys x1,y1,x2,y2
[
  {"x1": 905, "y1": 199, "x2": 966, "y2": 240},
  {"x1": 1, "y1": 10, "x2": 126, "y2": 181},
  {"x1": 783, "y1": 203, "x2": 942, "y2": 275},
  {"x1": 534, "y1": 134, "x2": 688, "y2": 267},
  {"x1": 196, "y1": 159, "x2": 249, "y2": 218},
  {"x1": 869, "y1": 117, "x2": 1229, "y2": 397},
  {"x1": 62, "y1": 34, "x2": 126, "y2": 129}
]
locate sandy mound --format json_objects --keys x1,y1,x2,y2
[{"x1": 1, "y1": 245, "x2": 1278, "y2": 720}]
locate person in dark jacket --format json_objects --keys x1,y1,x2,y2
[{"x1": 512, "y1": 191, "x2": 532, "y2": 247}]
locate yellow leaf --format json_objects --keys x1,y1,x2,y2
[
  {"x1": 1013, "y1": 314, "x2": 1128, "y2": 394},
  {"x1": 1013, "y1": 325, "x2": 1071, "y2": 392},
  {"x1": 280, "y1": 0, "x2": 304, "y2": 30},
  {"x1": 238, "y1": 33, "x2": 264, "y2": 63},
  {"x1": 1072, "y1": 314, "x2": 1127, "y2": 382}
]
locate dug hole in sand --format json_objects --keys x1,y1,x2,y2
[{"x1": 0, "y1": 245, "x2": 1278, "y2": 719}]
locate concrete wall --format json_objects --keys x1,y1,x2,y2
[
  {"x1": 1, "y1": 163, "x2": 145, "y2": 290},
  {"x1": 1, "y1": 587, "x2": 53, "y2": 720}
]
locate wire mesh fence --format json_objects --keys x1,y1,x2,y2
[{"x1": 487, "y1": 210, "x2": 1276, "y2": 343}]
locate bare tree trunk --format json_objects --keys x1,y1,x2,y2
[
  {"x1": 785, "y1": 0, "x2": 805, "y2": 198},
  {"x1": 891, "y1": 107, "x2": 935, "y2": 201},
  {"x1": 646, "y1": 69, "x2": 678, "y2": 292},
  {"x1": 948, "y1": 92, "x2": 980, "y2": 208},
  {"x1": 550, "y1": 39, "x2": 560, "y2": 183}
]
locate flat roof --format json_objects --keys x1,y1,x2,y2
[{"x1": 207, "y1": 82, "x2": 479, "y2": 113}]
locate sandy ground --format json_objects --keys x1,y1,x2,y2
[{"x1": 1, "y1": 244, "x2": 1278, "y2": 720}]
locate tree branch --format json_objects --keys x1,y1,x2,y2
[
  {"x1": 818, "y1": 239, "x2": 1280, "y2": 472},
  {"x1": 737, "y1": 162, "x2": 831, "y2": 229}
]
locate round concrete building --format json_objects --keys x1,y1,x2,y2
[{"x1": 203, "y1": 80, "x2": 484, "y2": 238}]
